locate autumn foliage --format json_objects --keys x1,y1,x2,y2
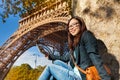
[{"x1": 5, "y1": 64, "x2": 46, "y2": 80}]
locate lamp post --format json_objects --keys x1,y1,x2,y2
[{"x1": 33, "y1": 53, "x2": 40, "y2": 68}]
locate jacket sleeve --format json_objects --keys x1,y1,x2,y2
[
  {"x1": 48, "y1": 52, "x2": 70, "y2": 63},
  {"x1": 82, "y1": 31, "x2": 111, "y2": 80}
]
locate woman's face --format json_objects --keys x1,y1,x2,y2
[{"x1": 68, "y1": 19, "x2": 81, "y2": 36}]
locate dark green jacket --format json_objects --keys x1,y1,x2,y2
[{"x1": 70, "y1": 30, "x2": 111, "y2": 80}]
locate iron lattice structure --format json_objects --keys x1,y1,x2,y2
[{"x1": 0, "y1": 0, "x2": 71, "y2": 79}]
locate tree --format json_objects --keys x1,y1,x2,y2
[
  {"x1": 0, "y1": 0, "x2": 46, "y2": 22},
  {"x1": 5, "y1": 63, "x2": 45, "y2": 80}
]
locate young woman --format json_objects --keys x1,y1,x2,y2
[
  {"x1": 67, "y1": 16, "x2": 111, "y2": 80},
  {"x1": 38, "y1": 16, "x2": 111, "y2": 80}
]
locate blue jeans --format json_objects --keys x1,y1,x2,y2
[{"x1": 38, "y1": 60, "x2": 82, "y2": 80}]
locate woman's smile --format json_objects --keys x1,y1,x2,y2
[
  {"x1": 69, "y1": 19, "x2": 81, "y2": 36},
  {"x1": 69, "y1": 27, "x2": 77, "y2": 34}
]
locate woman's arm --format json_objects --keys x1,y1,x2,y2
[
  {"x1": 83, "y1": 31, "x2": 111, "y2": 80},
  {"x1": 48, "y1": 52, "x2": 70, "y2": 63}
]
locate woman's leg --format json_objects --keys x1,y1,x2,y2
[
  {"x1": 53, "y1": 60, "x2": 72, "y2": 70},
  {"x1": 50, "y1": 60, "x2": 72, "y2": 80},
  {"x1": 38, "y1": 64, "x2": 81, "y2": 80}
]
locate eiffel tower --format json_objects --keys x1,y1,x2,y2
[{"x1": 0, "y1": 0, "x2": 72, "y2": 79}]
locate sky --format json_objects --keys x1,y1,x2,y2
[
  {"x1": 0, "y1": 15, "x2": 52, "y2": 68},
  {"x1": 13, "y1": 50, "x2": 52, "y2": 68},
  {"x1": 0, "y1": 15, "x2": 19, "y2": 46}
]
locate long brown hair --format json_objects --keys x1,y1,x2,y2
[{"x1": 67, "y1": 16, "x2": 87, "y2": 50}]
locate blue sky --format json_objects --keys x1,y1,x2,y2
[
  {"x1": 0, "y1": 15, "x2": 19, "y2": 46},
  {"x1": 0, "y1": 0, "x2": 19, "y2": 46}
]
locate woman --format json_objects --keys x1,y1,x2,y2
[
  {"x1": 67, "y1": 16, "x2": 111, "y2": 80},
  {"x1": 38, "y1": 16, "x2": 111, "y2": 80}
]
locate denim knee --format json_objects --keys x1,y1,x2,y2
[
  {"x1": 53, "y1": 60, "x2": 62, "y2": 64},
  {"x1": 68, "y1": 71, "x2": 81, "y2": 80}
]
